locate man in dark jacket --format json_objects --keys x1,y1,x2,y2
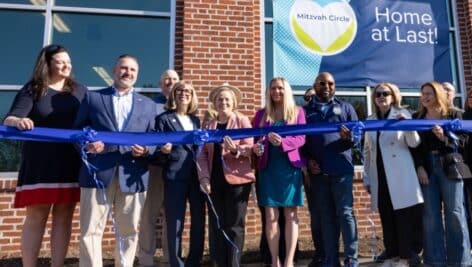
[{"x1": 304, "y1": 72, "x2": 359, "y2": 267}]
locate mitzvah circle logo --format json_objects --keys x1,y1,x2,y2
[{"x1": 290, "y1": 0, "x2": 357, "y2": 56}]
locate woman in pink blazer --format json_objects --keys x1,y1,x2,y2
[
  {"x1": 198, "y1": 84, "x2": 255, "y2": 267},
  {"x1": 252, "y1": 77, "x2": 306, "y2": 267}
]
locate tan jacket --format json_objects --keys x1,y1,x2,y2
[{"x1": 197, "y1": 113, "x2": 255, "y2": 185}]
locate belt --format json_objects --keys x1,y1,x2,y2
[{"x1": 430, "y1": 150, "x2": 440, "y2": 155}]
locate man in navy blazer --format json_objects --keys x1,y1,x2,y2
[{"x1": 74, "y1": 54, "x2": 157, "y2": 267}]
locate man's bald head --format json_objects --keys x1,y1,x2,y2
[
  {"x1": 313, "y1": 72, "x2": 336, "y2": 102},
  {"x1": 159, "y1": 69, "x2": 180, "y2": 97}
]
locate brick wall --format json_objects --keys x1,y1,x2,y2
[
  {"x1": 458, "y1": 0, "x2": 472, "y2": 90},
  {"x1": 179, "y1": 0, "x2": 261, "y2": 117},
  {"x1": 0, "y1": 173, "x2": 380, "y2": 258}
]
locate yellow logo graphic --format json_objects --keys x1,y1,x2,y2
[{"x1": 290, "y1": 0, "x2": 357, "y2": 56}]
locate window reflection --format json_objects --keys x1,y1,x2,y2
[
  {"x1": 30, "y1": 0, "x2": 46, "y2": 6},
  {"x1": 0, "y1": 10, "x2": 44, "y2": 84},
  {"x1": 337, "y1": 96, "x2": 367, "y2": 120},
  {"x1": 403, "y1": 96, "x2": 420, "y2": 113},
  {"x1": 52, "y1": 13, "x2": 170, "y2": 87},
  {"x1": 264, "y1": 0, "x2": 273, "y2": 17},
  {"x1": 0, "y1": 92, "x2": 22, "y2": 172},
  {"x1": 265, "y1": 23, "x2": 273, "y2": 84},
  {"x1": 54, "y1": 0, "x2": 170, "y2": 12}
]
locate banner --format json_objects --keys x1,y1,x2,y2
[{"x1": 273, "y1": 0, "x2": 452, "y2": 87}]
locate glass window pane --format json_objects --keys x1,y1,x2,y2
[
  {"x1": 403, "y1": 96, "x2": 420, "y2": 113},
  {"x1": 0, "y1": 10, "x2": 44, "y2": 84},
  {"x1": 55, "y1": 0, "x2": 170, "y2": 12},
  {"x1": 449, "y1": 33, "x2": 460, "y2": 92},
  {"x1": 52, "y1": 13, "x2": 170, "y2": 88},
  {"x1": 264, "y1": 0, "x2": 273, "y2": 17},
  {"x1": 265, "y1": 23, "x2": 273, "y2": 84},
  {"x1": 0, "y1": 91, "x2": 22, "y2": 172},
  {"x1": 453, "y1": 97, "x2": 463, "y2": 109},
  {"x1": 294, "y1": 95, "x2": 306, "y2": 106},
  {"x1": 336, "y1": 96, "x2": 367, "y2": 120}
]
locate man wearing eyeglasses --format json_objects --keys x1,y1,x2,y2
[{"x1": 303, "y1": 72, "x2": 359, "y2": 267}]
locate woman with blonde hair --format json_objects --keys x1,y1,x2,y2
[
  {"x1": 411, "y1": 81, "x2": 471, "y2": 267},
  {"x1": 154, "y1": 80, "x2": 205, "y2": 267},
  {"x1": 363, "y1": 82, "x2": 423, "y2": 267},
  {"x1": 253, "y1": 77, "x2": 306, "y2": 267},
  {"x1": 198, "y1": 84, "x2": 255, "y2": 266}
]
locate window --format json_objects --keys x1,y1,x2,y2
[
  {"x1": 0, "y1": 1, "x2": 174, "y2": 171},
  {"x1": 52, "y1": 13, "x2": 170, "y2": 88},
  {"x1": 0, "y1": 92, "x2": 22, "y2": 171},
  {"x1": 0, "y1": 10, "x2": 44, "y2": 84}
]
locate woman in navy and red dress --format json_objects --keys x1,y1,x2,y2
[{"x1": 3, "y1": 44, "x2": 87, "y2": 267}]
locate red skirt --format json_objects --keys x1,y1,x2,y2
[{"x1": 14, "y1": 183, "x2": 80, "y2": 208}]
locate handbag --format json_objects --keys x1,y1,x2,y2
[{"x1": 443, "y1": 152, "x2": 472, "y2": 179}]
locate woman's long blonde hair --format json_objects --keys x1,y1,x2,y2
[
  {"x1": 417, "y1": 81, "x2": 449, "y2": 117},
  {"x1": 262, "y1": 77, "x2": 298, "y2": 125}
]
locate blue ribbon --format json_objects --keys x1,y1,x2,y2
[
  {"x1": 351, "y1": 121, "x2": 365, "y2": 147},
  {"x1": 74, "y1": 127, "x2": 104, "y2": 188},
  {"x1": 74, "y1": 127, "x2": 126, "y2": 265},
  {"x1": 1, "y1": 119, "x2": 472, "y2": 146},
  {"x1": 4, "y1": 119, "x2": 471, "y2": 266},
  {"x1": 444, "y1": 119, "x2": 463, "y2": 152}
]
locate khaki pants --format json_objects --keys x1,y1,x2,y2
[
  {"x1": 79, "y1": 177, "x2": 145, "y2": 267},
  {"x1": 138, "y1": 165, "x2": 168, "y2": 266}
]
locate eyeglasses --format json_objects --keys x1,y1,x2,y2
[
  {"x1": 175, "y1": 89, "x2": 192, "y2": 95},
  {"x1": 317, "y1": 81, "x2": 334, "y2": 87},
  {"x1": 375, "y1": 91, "x2": 392, "y2": 98}
]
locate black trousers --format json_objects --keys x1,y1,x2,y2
[
  {"x1": 208, "y1": 173, "x2": 251, "y2": 267},
  {"x1": 377, "y1": 169, "x2": 423, "y2": 259},
  {"x1": 165, "y1": 177, "x2": 205, "y2": 267}
]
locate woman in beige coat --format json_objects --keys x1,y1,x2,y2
[{"x1": 363, "y1": 82, "x2": 423, "y2": 267}]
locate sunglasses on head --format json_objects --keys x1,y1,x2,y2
[{"x1": 375, "y1": 91, "x2": 392, "y2": 98}]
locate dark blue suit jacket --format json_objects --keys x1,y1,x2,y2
[
  {"x1": 73, "y1": 87, "x2": 157, "y2": 192},
  {"x1": 154, "y1": 111, "x2": 200, "y2": 181}
]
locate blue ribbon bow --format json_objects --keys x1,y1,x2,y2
[
  {"x1": 351, "y1": 121, "x2": 365, "y2": 147},
  {"x1": 444, "y1": 118, "x2": 462, "y2": 152}
]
